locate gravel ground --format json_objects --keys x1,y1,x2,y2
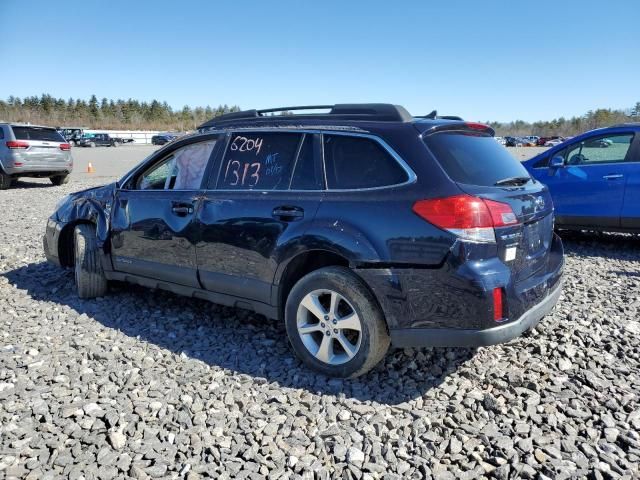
[{"x1": 1, "y1": 178, "x2": 639, "y2": 479}]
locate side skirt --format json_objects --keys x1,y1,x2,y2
[{"x1": 104, "y1": 270, "x2": 279, "y2": 320}]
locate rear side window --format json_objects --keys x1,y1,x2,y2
[
  {"x1": 11, "y1": 126, "x2": 65, "y2": 142},
  {"x1": 323, "y1": 135, "x2": 408, "y2": 189},
  {"x1": 424, "y1": 132, "x2": 530, "y2": 186},
  {"x1": 218, "y1": 132, "x2": 301, "y2": 190}
]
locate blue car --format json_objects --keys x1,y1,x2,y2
[{"x1": 523, "y1": 124, "x2": 640, "y2": 232}]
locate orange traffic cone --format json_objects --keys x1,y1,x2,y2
[{"x1": 87, "y1": 162, "x2": 95, "y2": 173}]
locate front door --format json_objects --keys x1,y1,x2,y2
[
  {"x1": 542, "y1": 132, "x2": 635, "y2": 228},
  {"x1": 195, "y1": 131, "x2": 323, "y2": 304},
  {"x1": 110, "y1": 137, "x2": 219, "y2": 287}
]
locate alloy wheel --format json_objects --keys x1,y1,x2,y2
[{"x1": 296, "y1": 289, "x2": 362, "y2": 365}]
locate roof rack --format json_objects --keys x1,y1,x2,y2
[{"x1": 198, "y1": 103, "x2": 413, "y2": 129}]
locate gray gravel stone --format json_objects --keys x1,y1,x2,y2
[{"x1": 0, "y1": 178, "x2": 639, "y2": 478}]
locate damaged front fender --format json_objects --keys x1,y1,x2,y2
[{"x1": 54, "y1": 182, "x2": 117, "y2": 249}]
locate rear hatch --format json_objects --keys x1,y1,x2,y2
[
  {"x1": 10, "y1": 126, "x2": 70, "y2": 166},
  {"x1": 422, "y1": 125, "x2": 554, "y2": 282}
]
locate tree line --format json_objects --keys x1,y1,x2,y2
[
  {"x1": 0, "y1": 94, "x2": 638, "y2": 135},
  {"x1": 488, "y1": 103, "x2": 640, "y2": 137},
  {"x1": 0, "y1": 94, "x2": 240, "y2": 131}
]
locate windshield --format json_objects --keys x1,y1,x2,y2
[{"x1": 424, "y1": 131, "x2": 531, "y2": 186}]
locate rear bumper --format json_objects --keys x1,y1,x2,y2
[
  {"x1": 389, "y1": 279, "x2": 562, "y2": 347},
  {"x1": 356, "y1": 233, "x2": 564, "y2": 348}
]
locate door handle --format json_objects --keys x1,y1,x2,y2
[
  {"x1": 272, "y1": 206, "x2": 304, "y2": 220},
  {"x1": 602, "y1": 174, "x2": 624, "y2": 180},
  {"x1": 171, "y1": 203, "x2": 194, "y2": 216}
]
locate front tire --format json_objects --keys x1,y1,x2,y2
[
  {"x1": 285, "y1": 266, "x2": 390, "y2": 378},
  {"x1": 0, "y1": 171, "x2": 12, "y2": 190},
  {"x1": 74, "y1": 224, "x2": 108, "y2": 298},
  {"x1": 89, "y1": 142, "x2": 96, "y2": 148},
  {"x1": 50, "y1": 174, "x2": 70, "y2": 186}
]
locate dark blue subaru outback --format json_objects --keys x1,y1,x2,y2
[{"x1": 43, "y1": 104, "x2": 563, "y2": 377}]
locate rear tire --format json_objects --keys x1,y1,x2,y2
[
  {"x1": 0, "y1": 171, "x2": 12, "y2": 190},
  {"x1": 285, "y1": 266, "x2": 390, "y2": 378},
  {"x1": 74, "y1": 224, "x2": 108, "y2": 299},
  {"x1": 50, "y1": 174, "x2": 70, "y2": 186}
]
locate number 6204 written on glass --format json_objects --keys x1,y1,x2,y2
[{"x1": 223, "y1": 160, "x2": 261, "y2": 187}]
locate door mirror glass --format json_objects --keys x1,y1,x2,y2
[{"x1": 550, "y1": 156, "x2": 565, "y2": 169}]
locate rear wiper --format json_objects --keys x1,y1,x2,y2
[{"x1": 494, "y1": 176, "x2": 531, "y2": 186}]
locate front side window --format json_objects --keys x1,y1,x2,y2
[
  {"x1": 217, "y1": 132, "x2": 301, "y2": 190},
  {"x1": 136, "y1": 140, "x2": 216, "y2": 190},
  {"x1": 563, "y1": 134, "x2": 634, "y2": 166},
  {"x1": 323, "y1": 135, "x2": 408, "y2": 189}
]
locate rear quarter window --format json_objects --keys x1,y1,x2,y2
[
  {"x1": 323, "y1": 134, "x2": 408, "y2": 189},
  {"x1": 424, "y1": 131, "x2": 530, "y2": 186},
  {"x1": 11, "y1": 126, "x2": 65, "y2": 142}
]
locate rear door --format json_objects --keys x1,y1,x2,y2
[
  {"x1": 541, "y1": 132, "x2": 635, "y2": 228},
  {"x1": 10, "y1": 126, "x2": 69, "y2": 167},
  {"x1": 110, "y1": 135, "x2": 219, "y2": 287},
  {"x1": 195, "y1": 131, "x2": 323, "y2": 304}
]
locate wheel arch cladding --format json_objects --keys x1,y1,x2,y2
[{"x1": 275, "y1": 250, "x2": 350, "y2": 319}]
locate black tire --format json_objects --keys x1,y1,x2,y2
[
  {"x1": 0, "y1": 171, "x2": 11, "y2": 190},
  {"x1": 74, "y1": 224, "x2": 108, "y2": 299},
  {"x1": 50, "y1": 174, "x2": 70, "y2": 186},
  {"x1": 285, "y1": 266, "x2": 390, "y2": 378},
  {"x1": 89, "y1": 142, "x2": 96, "y2": 148},
  {"x1": 111, "y1": 141, "x2": 118, "y2": 147}
]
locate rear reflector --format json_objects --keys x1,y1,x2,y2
[
  {"x1": 493, "y1": 287, "x2": 504, "y2": 321},
  {"x1": 59, "y1": 143, "x2": 71, "y2": 151},
  {"x1": 6, "y1": 140, "x2": 29, "y2": 149},
  {"x1": 412, "y1": 194, "x2": 518, "y2": 243}
]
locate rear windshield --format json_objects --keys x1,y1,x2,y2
[
  {"x1": 424, "y1": 131, "x2": 530, "y2": 186},
  {"x1": 12, "y1": 126, "x2": 65, "y2": 142}
]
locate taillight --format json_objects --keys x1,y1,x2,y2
[
  {"x1": 493, "y1": 287, "x2": 504, "y2": 321},
  {"x1": 412, "y1": 194, "x2": 518, "y2": 243},
  {"x1": 6, "y1": 140, "x2": 29, "y2": 149},
  {"x1": 59, "y1": 143, "x2": 71, "y2": 151}
]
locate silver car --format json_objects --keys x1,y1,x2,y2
[{"x1": 0, "y1": 123, "x2": 73, "y2": 189}]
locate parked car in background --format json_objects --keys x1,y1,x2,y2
[
  {"x1": 78, "y1": 133, "x2": 119, "y2": 147},
  {"x1": 544, "y1": 138, "x2": 566, "y2": 147},
  {"x1": 505, "y1": 136, "x2": 525, "y2": 147},
  {"x1": 523, "y1": 136, "x2": 539, "y2": 145},
  {"x1": 523, "y1": 124, "x2": 640, "y2": 232},
  {"x1": 0, "y1": 123, "x2": 73, "y2": 189},
  {"x1": 494, "y1": 136, "x2": 507, "y2": 145},
  {"x1": 151, "y1": 134, "x2": 178, "y2": 145},
  {"x1": 43, "y1": 103, "x2": 563, "y2": 377},
  {"x1": 57, "y1": 127, "x2": 86, "y2": 146},
  {"x1": 537, "y1": 136, "x2": 563, "y2": 146}
]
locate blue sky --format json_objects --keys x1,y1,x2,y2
[{"x1": 1, "y1": 0, "x2": 638, "y2": 122}]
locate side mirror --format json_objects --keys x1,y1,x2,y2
[{"x1": 549, "y1": 156, "x2": 564, "y2": 169}]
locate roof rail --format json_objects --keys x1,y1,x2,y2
[{"x1": 198, "y1": 103, "x2": 413, "y2": 129}]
